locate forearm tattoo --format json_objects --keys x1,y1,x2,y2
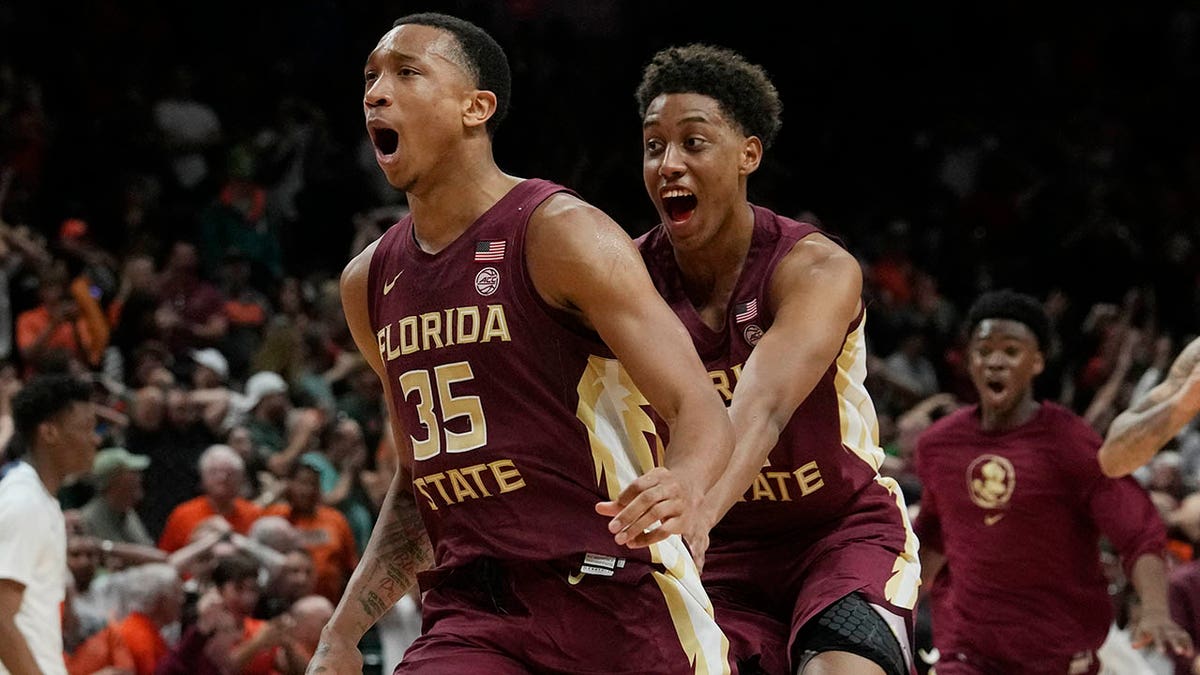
[{"x1": 348, "y1": 489, "x2": 433, "y2": 634}]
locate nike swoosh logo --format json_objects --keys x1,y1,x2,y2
[
  {"x1": 383, "y1": 271, "x2": 403, "y2": 296},
  {"x1": 567, "y1": 571, "x2": 585, "y2": 585},
  {"x1": 984, "y1": 513, "x2": 1005, "y2": 526}
]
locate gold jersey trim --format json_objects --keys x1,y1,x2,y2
[
  {"x1": 576, "y1": 355, "x2": 730, "y2": 673},
  {"x1": 834, "y1": 315, "x2": 922, "y2": 610}
]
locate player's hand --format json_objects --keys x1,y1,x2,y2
[
  {"x1": 595, "y1": 466, "x2": 703, "y2": 549},
  {"x1": 1130, "y1": 608, "x2": 1193, "y2": 657},
  {"x1": 683, "y1": 521, "x2": 710, "y2": 574},
  {"x1": 305, "y1": 627, "x2": 364, "y2": 675}
]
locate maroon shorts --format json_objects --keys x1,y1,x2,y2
[
  {"x1": 703, "y1": 512, "x2": 918, "y2": 674},
  {"x1": 394, "y1": 557, "x2": 734, "y2": 674}
]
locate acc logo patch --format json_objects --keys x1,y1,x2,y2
[
  {"x1": 966, "y1": 454, "x2": 1015, "y2": 510},
  {"x1": 743, "y1": 324, "x2": 763, "y2": 345},
  {"x1": 475, "y1": 267, "x2": 500, "y2": 296}
]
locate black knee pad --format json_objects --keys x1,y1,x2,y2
[{"x1": 793, "y1": 592, "x2": 909, "y2": 675}]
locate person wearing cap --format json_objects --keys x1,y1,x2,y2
[
  {"x1": 187, "y1": 347, "x2": 242, "y2": 437},
  {"x1": 80, "y1": 447, "x2": 154, "y2": 547},
  {"x1": 191, "y1": 348, "x2": 229, "y2": 389},
  {"x1": 240, "y1": 371, "x2": 324, "y2": 478}
]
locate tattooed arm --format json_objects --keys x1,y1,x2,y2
[
  {"x1": 1098, "y1": 335, "x2": 1200, "y2": 477},
  {"x1": 307, "y1": 241, "x2": 434, "y2": 674}
]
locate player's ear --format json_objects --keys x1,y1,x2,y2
[
  {"x1": 740, "y1": 136, "x2": 763, "y2": 176},
  {"x1": 1032, "y1": 349, "x2": 1045, "y2": 377},
  {"x1": 464, "y1": 89, "x2": 497, "y2": 130}
]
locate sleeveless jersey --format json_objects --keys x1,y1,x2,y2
[
  {"x1": 637, "y1": 205, "x2": 918, "y2": 545},
  {"x1": 367, "y1": 179, "x2": 690, "y2": 575}
]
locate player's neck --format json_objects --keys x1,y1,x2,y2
[
  {"x1": 674, "y1": 202, "x2": 755, "y2": 306},
  {"x1": 407, "y1": 164, "x2": 521, "y2": 255},
  {"x1": 979, "y1": 395, "x2": 1040, "y2": 433}
]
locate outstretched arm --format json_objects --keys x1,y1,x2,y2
[
  {"x1": 308, "y1": 242, "x2": 434, "y2": 674},
  {"x1": 525, "y1": 195, "x2": 734, "y2": 552},
  {"x1": 1097, "y1": 336, "x2": 1200, "y2": 477},
  {"x1": 706, "y1": 235, "x2": 864, "y2": 532}
]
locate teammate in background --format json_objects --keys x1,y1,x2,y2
[
  {"x1": 307, "y1": 13, "x2": 735, "y2": 674},
  {"x1": 913, "y1": 289, "x2": 1191, "y2": 674},
  {"x1": 0, "y1": 374, "x2": 99, "y2": 675},
  {"x1": 628, "y1": 43, "x2": 919, "y2": 675},
  {"x1": 1097, "y1": 334, "x2": 1200, "y2": 477}
]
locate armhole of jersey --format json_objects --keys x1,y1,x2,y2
[
  {"x1": 765, "y1": 221, "x2": 861, "y2": 339},
  {"x1": 510, "y1": 185, "x2": 612, "y2": 355},
  {"x1": 365, "y1": 223, "x2": 403, "y2": 331}
]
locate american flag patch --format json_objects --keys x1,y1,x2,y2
[
  {"x1": 733, "y1": 299, "x2": 758, "y2": 323},
  {"x1": 474, "y1": 240, "x2": 506, "y2": 262}
]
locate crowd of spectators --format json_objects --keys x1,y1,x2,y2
[{"x1": 2, "y1": 2, "x2": 1200, "y2": 674}]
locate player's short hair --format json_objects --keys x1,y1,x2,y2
[
  {"x1": 11, "y1": 374, "x2": 92, "y2": 455},
  {"x1": 965, "y1": 289, "x2": 1050, "y2": 350},
  {"x1": 393, "y1": 12, "x2": 511, "y2": 136},
  {"x1": 636, "y1": 43, "x2": 783, "y2": 150}
]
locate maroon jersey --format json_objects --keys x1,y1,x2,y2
[
  {"x1": 366, "y1": 180, "x2": 730, "y2": 673},
  {"x1": 369, "y1": 178, "x2": 672, "y2": 569},
  {"x1": 638, "y1": 205, "x2": 920, "y2": 669},
  {"x1": 913, "y1": 402, "x2": 1167, "y2": 664}
]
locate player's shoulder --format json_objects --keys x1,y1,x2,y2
[
  {"x1": 1028, "y1": 403, "x2": 1105, "y2": 480},
  {"x1": 778, "y1": 233, "x2": 861, "y2": 291},
  {"x1": 531, "y1": 190, "x2": 618, "y2": 231},
  {"x1": 0, "y1": 467, "x2": 50, "y2": 517},
  {"x1": 527, "y1": 190, "x2": 636, "y2": 259},
  {"x1": 341, "y1": 234, "x2": 385, "y2": 288},
  {"x1": 1038, "y1": 401, "x2": 1101, "y2": 443},
  {"x1": 769, "y1": 210, "x2": 859, "y2": 290}
]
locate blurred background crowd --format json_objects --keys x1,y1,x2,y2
[{"x1": 1, "y1": 1, "x2": 1199, "y2": 674}]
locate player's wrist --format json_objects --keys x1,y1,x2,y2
[{"x1": 323, "y1": 611, "x2": 369, "y2": 644}]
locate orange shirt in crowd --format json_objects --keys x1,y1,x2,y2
[
  {"x1": 241, "y1": 617, "x2": 282, "y2": 675},
  {"x1": 157, "y1": 496, "x2": 263, "y2": 553},
  {"x1": 15, "y1": 306, "x2": 93, "y2": 361},
  {"x1": 262, "y1": 503, "x2": 358, "y2": 603},
  {"x1": 65, "y1": 622, "x2": 135, "y2": 675},
  {"x1": 115, "y1": 611, "x2": 169, "y2": 675}
]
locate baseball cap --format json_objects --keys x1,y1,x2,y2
[
  {"x1": 191, "y1": 348, "x2": 230, "y2": 381},
  {"x1": 93, "y1": 447, "x2": 151, "y2": 488},
  {"x1": 242, "y1": 371, "x2": 289, "y2": 411}
]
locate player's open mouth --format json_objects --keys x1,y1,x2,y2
[
  {"x1": 661, "y1": 188, "x2": 697, "y2": 223},
  {"x1": 373, "y1": 128, "x2": 399, "y2": 156},
  {"x1": 986, "y1": 380, "x2": 1006, "y2": 395}
]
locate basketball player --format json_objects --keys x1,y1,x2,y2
[
  {"x1": 625, "y1": 43, "x2": 919, "y2": 675},
  {"x1": 913, "y1": 289, "x2": 1191, "y2": 674},
  {"x1": 306, "y1": 13, "x2": 736, "y2": 675}
]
